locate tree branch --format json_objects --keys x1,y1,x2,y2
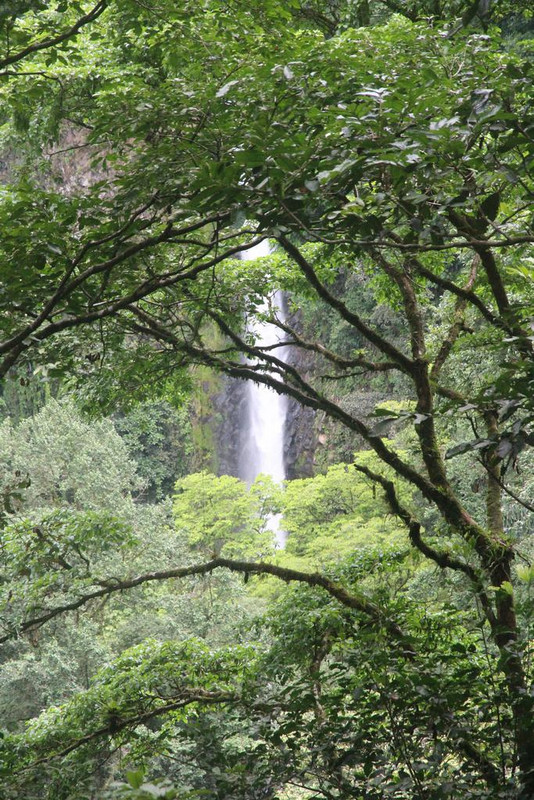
[
  {"x1": 351, "y1": 462, "x2": 497, "y2": 629},
  {"x1": 275, "y1": 318, "x2": 401, "y2": 373},
  {"x1": 0, "y1": 557, "x2": 413, "y2": 653},
  {"x1": 370, "y1": 248, "x2": 450, "y2": 490},
  {"x1": 278, "y1": 236, "x2": 415, "y2": 374},
  {"x1": 0, "y1": 1, "x2": 109, "y2": 70},
  {"x1": 0, "y1": 232, "x2": 261, "y2": 379},
  {"x1": 21, "y1": 689, "x2": 236, "y2": 770},
  {"x1": 430, "y1": 255, "x2": 478, "y2": 381}
]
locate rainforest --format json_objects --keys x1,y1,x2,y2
[{"x1": 1, "y1": 1, "x2": 534, "y2": 798}]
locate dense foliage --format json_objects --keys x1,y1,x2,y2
[{"x1": 1, "y1": 1, "x2": 534, "y2": 799}]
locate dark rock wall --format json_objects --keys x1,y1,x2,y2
[
  {"x1": 213, "y1": 376, "x2": 250, "y2": 479},
  {"x1": 285, "y1": 396, "x2": 316, "y2": 479}
]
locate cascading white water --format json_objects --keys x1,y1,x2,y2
[
  {"x1": 239, "y1": 240, "x2": 287, "y2": 547},
  {"x1": 240, "y1": 289, "x2": 287, "y2": 486}
]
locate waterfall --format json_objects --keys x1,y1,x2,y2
[{"x1": 238, "y1": 241, "x2": 287, "y2": 547}]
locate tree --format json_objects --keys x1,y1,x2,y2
[
  {"x1": 0, "y1": 398, "x2": 142, "y2": 511},
  {"x1": 173, "y1": 471, "x2": 278, "y2": 559},
  {"x1": 1, "y1": 1, "x2": 534, "y2": 797},
  {"x1": 0, "y1": 403, "x2": 258, "y2": 798},
  {"x1": 281, "y1": 455, "x2": 408, "y2": 561}
]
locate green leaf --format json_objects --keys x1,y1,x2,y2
[{"x1": 127, "y1": 770, "x2": 145, "y2": 789}]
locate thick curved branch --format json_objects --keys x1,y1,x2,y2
[
  {"x1": 276, "y1": 317, "x2": 401, "y2": 373},
  {"x1": 351, "y1": 462, "x2": 497, "y2": 629},
  {"x1": 473, "y1": 246, "x2": 511, "y2": 320},
  {"x1": 433, "y1": 383, "x2": 468, "y2": 404},
  {"x1": 278, "y1": 236, "x2": 414, "y2": 374},
  {"x1": 430, "y1": 256, "x2": 478, "y2": 381},
  {"x1": 0, "y1": 1, "x2": 109, "y2": 70},
  {"x1": 0, "y1": 557, "x2": 412, "y2": 652},
  {"x1": 370, "y1": 250, "x2": 425, "y2": 361},
  {"x1": 22, "y1": 689, "x2": 236, "y2": 769},
  {"x1": 408, "y1": 256, "x2": 507, "y2": 332},
  {"x1": 370, "y1": 248, "x2": 450, "y2": 490}
]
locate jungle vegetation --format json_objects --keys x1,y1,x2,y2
[{"x1": 1, "y1": 1, "x2": 534, "y2": 798}]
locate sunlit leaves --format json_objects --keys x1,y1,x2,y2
[
  {"x1": 173, "y1": 472, "x2": 279, "y2": 558},
  {"x1": 281, "y1": 457, "x2": 407, "y2": 561}
]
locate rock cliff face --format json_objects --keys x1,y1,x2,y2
[
  {"x1": 284, "y1": 395, "x2": 316, "y2": 479},
  {"x1": 1, "y1": 125, "x2": 108, "y2": 192},
  {"x1": 213, "y1": 376, "x2": 250, "y2": 479},
  {"x1": 282, "y1": 300, "x2": 318, "y2": 479}
]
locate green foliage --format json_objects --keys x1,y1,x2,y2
[
  {"x1": 282, "y1": 456, "x2": 408, "y2": 561},
  {"x1": 3, "y1": 541, "x2": 513, "y2": 800},
  {"x1": 173, "y1": 472, "x2": 278, "y2": 559},
  {"x1": 252, "y1": 582, "x2": 511, "y2": 800},
  {"x1": 114, "y1": 401, "x2": 193, "y2": 501},
  {"x1": 1, "y1": 1, "x2": 534, "y2": 797},
  {"x1": 0, "y1": 398, "x2": 142, "y2": 513},
  {"x1": 2, "y1": 638, "x2": 253, "y2": 799}
]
